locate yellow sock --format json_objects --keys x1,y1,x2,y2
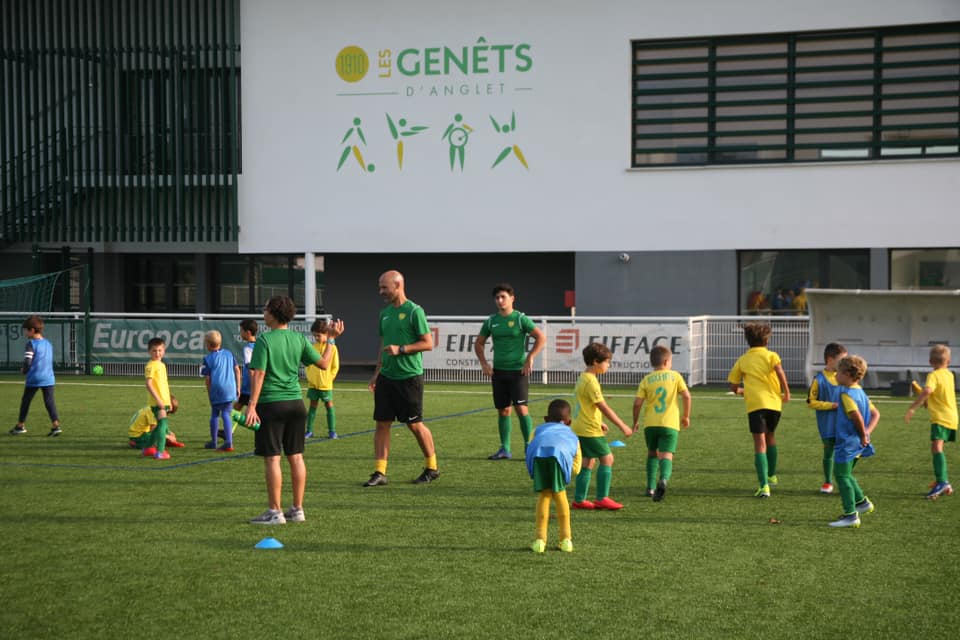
[
  {"x1": 554, "y1": 491, "x2": 571, "y2": 541},
  {"x1": 375, "y1": 459, "x2": 387, "y2": 475},
  {"x1": 535, "y1": 490, "x2": 552, "y2": 541},
  {"x1": 425, "y1": 454, "x2": 437, "y2": 470}
]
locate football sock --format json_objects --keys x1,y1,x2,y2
[
  {"x1": 498, "y1": 415, "x2": 512, "y2": 452},
  {"x1": 574, "y1": 468, "x2": 592, "y2": 502},
  {"x1": 326, "y1": 405, "x2": 336, "y2": 433},
  {"x1": 155, "y1": 417, "x2": 169, "y2": 453},
  {"x1": 646, "y1": 456, "x2": 658, "y2": 490},
  {"x1": 535, "y1": 490, "x2": 551, "y2": 541},
  {"x1": 425, "y1": 454, "x2": 437, "y2": 471},
  {"x1": 518, "y1": 414, "x2": 533, "y2": 444},
  {"x1": 766, "y1": 445, "x2": 779, "y2": 476},
  {"x1": 222, "y1": 413, "x2": 233, "y2": 448},
  {"x1": 754, "y1": 452, "x2": 769, "y2": 487},
  {"x1": 306, "y1": 406, "x2": 317, "y2": 432},
  {"x1": 553, "y1": 491, "x2": 571, "y2": 540},
  {"x1": 596, "y1": 465, "x2": 613, "y2": 500},
  {"x1": 659, "y1": 458, "x2": 673, "y2": 482},
  {"x1": 933, "y1": 451, "x2": 948, "y2": 483},
  {"x1": 209, "y1": 414, "x2": 219, "y2": 447},
  {"x1": 375, "y1": 459, "x2": 388, "y2": 475},
  {"x1": 822, "y1": 445, "x2": 834, "y2": 484}
]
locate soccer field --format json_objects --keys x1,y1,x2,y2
[{"x1": 1, "y1": 376, "x2": 957, "y2": 639}]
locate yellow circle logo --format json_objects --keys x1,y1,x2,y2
[
  {"x1": 398, "y1": 313, "x2": 407, "y2": 320},
  {"x1": 508, "y1": 321, "x2": 515, "y2": 327},
  {"x1": 335, "y1": 46, "x2": 369, "y2": 83}
]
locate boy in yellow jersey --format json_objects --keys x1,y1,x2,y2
[
  {"x1": 570, "y1": 342, "x2": 633, "y2": 510},
  {"x1": 727, "y1": 323, "x2": 791, "y2": 497},
  {"x1": 633, "y1": 345, "x2": 691, "y2": 502},
  {"x1": 526, "y1": 399, "x2": 581, "y2": 553},
  {"x1": 905, "y1": 344, "x2": 958, "y2": 499},
  {"x1": 128, "y1": 396, "x2": 184, "y2": 450},
  {"x1": 305, "y1": 319, "x2": 340, "y2": 440},
  {"x1": 806, "y1": 342, "x2": 847, "y2": 494},
  {"x1": 143, "y1": 337, "x2": 174, "y2": 460}
]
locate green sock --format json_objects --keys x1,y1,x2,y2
[
  {"x1": 596, "y1": 465, "x2": 613, "y2": 500},
  {"x1": 754, "y1": 452, "x2": 769, "y2": 487},
  {"x1": 766, "y1": 445, "x2": 778, "y2": 477},
  {"x1": 574, "y1": 468, "x2": 592, "y2": 502},
  {"x1": 933, "y1": 451, "x2": 949, "y2": 483},
  {"x1": 822, "y1": 447, "x2": 834, "y2": 484},
  {"x1": 497, "y1": 415, "x2": 512, "y2": 452},
  {"x1": 306, "y1": 406, "x2": 317, "y2": 433},
  {"x1": 660, "y1": 458, "x2": 673, "y2": 482},
  {"x1": 518, "y1": 413, "x2": 533, "y2": 444},
  {"x1": 326, "y1": 406, "x2": 336, "y2": 434},
  {"x1": 645, "y1": 456, "x2": 658, "y2": 490}
]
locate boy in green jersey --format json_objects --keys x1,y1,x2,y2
[{"x1": 475, "y1": 283, "x2": 546, "y2": 460}]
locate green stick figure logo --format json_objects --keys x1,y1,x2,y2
[
  {"x1": 386, "y1": 114, "x2": 428, "y2": 170},
  {"x1": 441, "y1": 113, "x2": 474, "y2": 171},
  {"x1": 337, "y1": 117, "x2": 375, "y2": 173},
  {"x1": 489, "y1": 111, "x2": 529, "y2": 169}
]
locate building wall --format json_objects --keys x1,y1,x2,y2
[
  {"x1": 322, "y1": 253, "x2": 574, "y2": 363},
  {"x1": 575, "y1": 251, "x2": 739, "y2": 316}
]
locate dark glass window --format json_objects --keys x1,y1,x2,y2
[
  {"x1": 891, "y1": 248, "x2": 960, "y2": 288},
  {"x1": 633, "y1": 23, "x2": 960, "y2": 166},
  {"x1": 739, "y1": 250, "x2": 870, "y2": 314}
]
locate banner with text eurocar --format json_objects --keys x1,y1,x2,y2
[{"x1": 87, "y1": 319, "x2": 313, "y2": 365}]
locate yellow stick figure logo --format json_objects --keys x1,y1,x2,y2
[{"x1": 489, "y1": 111, "x2": 528, "y2": 169}]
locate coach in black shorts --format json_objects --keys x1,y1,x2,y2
[
  {"x1": 474, "y1": 283, "x2": 546, "y2": 460},
  {"x1": 364, "y1": 270, "x2": 439, "y2": 487}
]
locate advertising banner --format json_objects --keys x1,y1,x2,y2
[
  {"x1": 423, "y1": 321, "x2": 690, "y2": 374},
  {"x1": 87, "y1": 319, "x2": 313, "y2": 365}
]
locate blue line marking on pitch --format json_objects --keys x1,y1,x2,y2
[{"x1": 0, "y1": 397, "x2": 552, "y2": 472}]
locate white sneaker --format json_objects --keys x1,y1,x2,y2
[
  {"x1": 283, "y1": 506, "x2": 305, "y2": 522},
  {"x1": 250, "y1": 509, "x2": 286, "y2": 525},
  {"x1": 828, "y1": 513, "x2": 861, "y2": 528}
]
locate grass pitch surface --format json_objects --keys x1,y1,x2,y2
[{"x1": 1, "y1": 377, "x2": 958, "y2": 639}]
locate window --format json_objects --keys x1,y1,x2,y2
[
  {"x1": 127, "y1": 256, "x2": 195, "y2": 312},
  {"x1": 633, "y1": 23, "x2": 960, "y2": 166},
  {"x1": 891, "y1": 249, "x2": 960, "y2": 288},
  {"x1": 739, "y1": 250, "x2": 869, "y2": 314},
  {"x1": 214, "y1": 255, "x2": 324, "y2": 314}
]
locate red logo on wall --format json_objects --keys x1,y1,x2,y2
[
  {"x1": 555, "y1": 328, "x2": 580, "y2": 354},
  {"x1": 430, "y1": 327, "x2": 440, "y2": 346}
]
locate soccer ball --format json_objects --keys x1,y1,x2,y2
[{"x1": 92, "y1": 365, "x2": 104, "y2": 376}]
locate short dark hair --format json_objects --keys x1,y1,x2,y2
[
  {"x1": 22, "y1": 315, "x2": 44, "y2": 332},
  {"x1": 491, "y1": 283, "x2": 515, "y2": 297},
  {"x1": 148, "y1": 337, "x2": 165, "y2": 348},
  {"x1": 582, "y1": 342, "x2": 612, "y2": 366},
  {"x1": 743, "y1": 322, "x2": 771, "y2": 347},
  {"x1": 650, "y1": 345, "x2": 671, "y2": 368},
  {"x1": 311, "y1": 318, "x2": 329, "y2": 333},
  {"x1": 264, "y1": 295, "x2": 297, "y2": 325},
  {"x1": 239, "y1": 319, "x2": 258, "y2": 336},
  {"x1": 824, "y1": 342, "x2": 847, "y2": 361},
  {"x1": 545, "y1": 399, "x2": 571, "y2": 423}
]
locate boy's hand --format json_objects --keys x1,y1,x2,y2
[
  {"x1": 681, "y1": 417, "x2": 690, "y2": 428},
  {"x1": 326, "y1": 319, "x2": 345, "y2": 338},
  {"x1": 480, "y1": 363, "x2": 493, "y2": 377},
  {"x1": 601, "y1": 423, "x2": 609, "y2": 434},
  {"x1": 904, "y1": 407, "x2": 915, "y2": 423}
]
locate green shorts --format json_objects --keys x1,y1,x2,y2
[
  {"x1": 532, "y1": 458, "x2": 566, "y2": 493},
  {"x1": 578, "y1": 436, "x2": 611, "y2": 459},
  {"x1": 931, "y1": 424, "x2": 957, "y2": 443},
  {"x1": 307, "y1": 388, "x2": 334, "y2": 403},
  {"x1": 644, "y1": 426, "x2": 679, "y2": 453}
]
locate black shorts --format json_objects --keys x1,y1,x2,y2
[
  {"x1": 254, "y1": 399, "x2": 307, "y2": 457},
  {"x1": 748, "y1": 409, "x2": 782, "y2": 434},
  {"x1": 237, "y1": 393, "x2": 250, "y2": 406},
  {"x1": 373, "y1": 374, "x2": 424, "y2": 424},
  {"x1": 492, "y1": 370, "x2": 529, "y2": 410}
]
